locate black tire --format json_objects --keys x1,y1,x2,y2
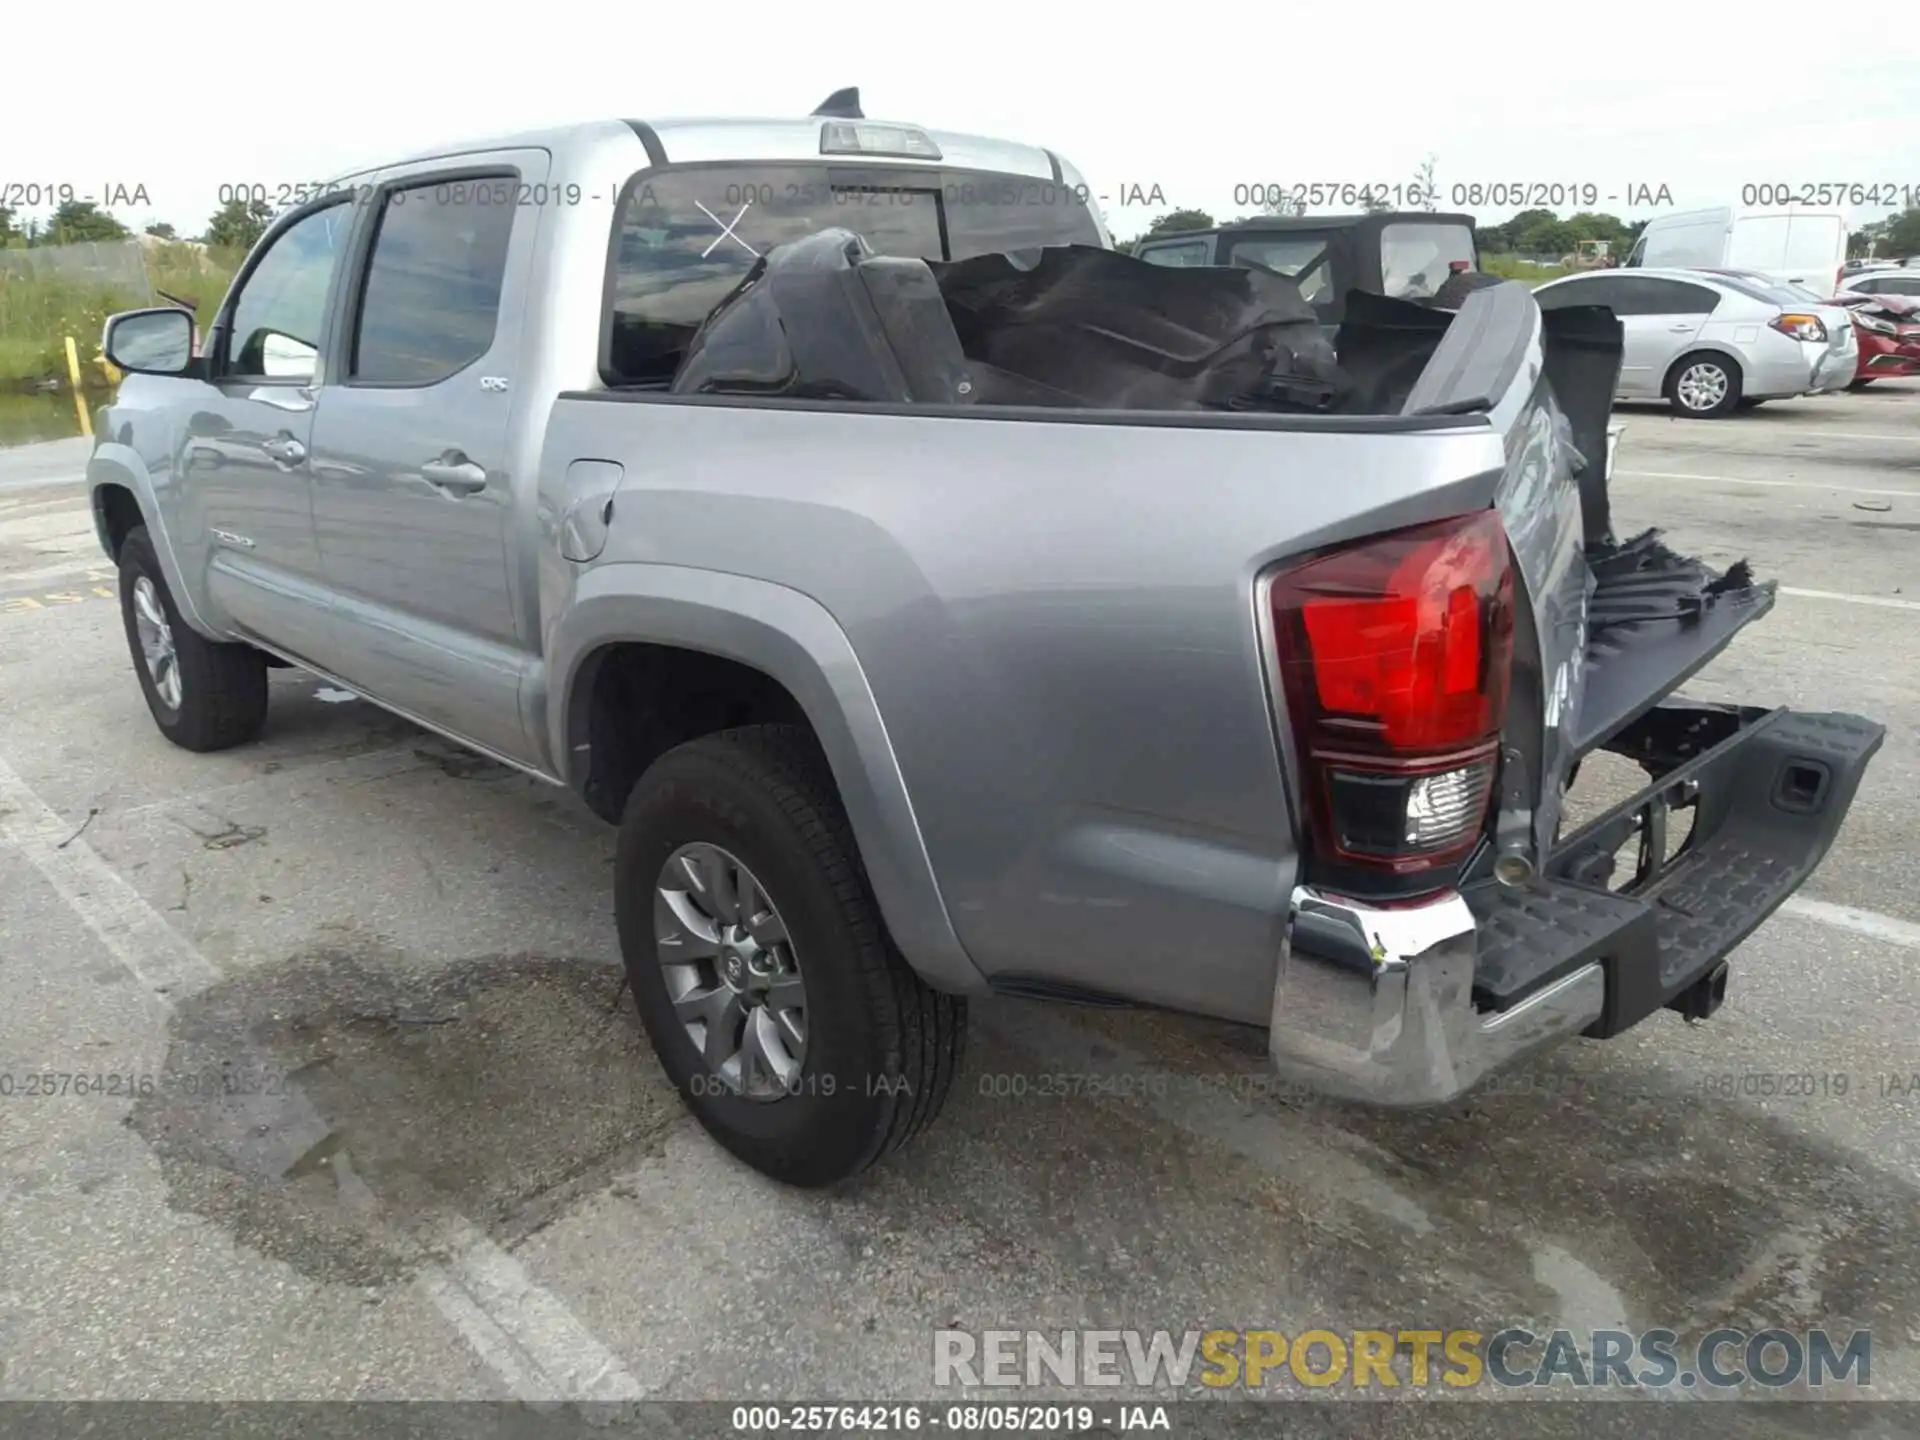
[
  {"x1": 615, "y1": 724, "x2": 966, "y2": 1187},
  {"x1": 1847, "y1": 377, "x2": 1873, "y2": 391},
  {"x1": 1664, "y1": 352, "x2": 1742, "y2": 418},
  {"x1": 118, "y1": 525, "x2": 269, "y2": 751}
]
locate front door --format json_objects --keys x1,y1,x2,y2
[
  {"x1": 180, "y1": 199, "x2": 353, "y2": 660},
  {"x1": 306, "y1": 156, "x2": 547, "y2": 765}
]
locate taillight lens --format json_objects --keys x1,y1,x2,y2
[
  {"x1": 1268, "y1": 511, "x2": 1515, "y2": 884},
  {"x1": 1771, "y1": 312, "x2": 1828, "y2": 343}
]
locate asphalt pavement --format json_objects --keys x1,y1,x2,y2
[{"x1": 1, "y1": 387, "x2": 1916, "y2": 1435}]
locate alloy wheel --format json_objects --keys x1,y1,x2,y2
[
  {"x1": 653, "y1": 842, "x2": 808, "y2": 1101},
  {"x1": 132, "y1": 576, "x2": 182, "y2": 710}
]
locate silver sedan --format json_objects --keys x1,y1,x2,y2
[{"x1": 1534, "y1": 267, "x2": 1857, "y2": 417}]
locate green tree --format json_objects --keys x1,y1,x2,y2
[
  {"x1": 203, "y1": 197, "x2": 275, "y2": 251},
  {"x1": 46, "y1": 199, "x2": 131, "y2": 243},
  {"x1": 0, "y1": 204, "x2": 16, "y2": 246},
  {"x1": 1144, "y1": 208, "x2": 1216, "y2": 237},
  {"x1": 1882, "y1": 206, "x2": 1920, "y2": 257},
  {"x1": 144, "y1": 221, "x2": 179, "y2": 240}
]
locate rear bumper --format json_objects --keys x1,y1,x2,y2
[
  {"x1": 1808, "y1": 341, "x2": 1859, "y2": 393},
  {"x1": 1270, "y1": 704, "x2": 1883, "y2": 1105}
]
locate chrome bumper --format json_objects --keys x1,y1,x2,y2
[{"x1": 1268, "y1": 886, "x2": 1604, "y2": 1106}]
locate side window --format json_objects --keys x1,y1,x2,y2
[
  {"x1": 1624, "y1": 234, "x2": 1648, "y2": 268},
  {"x1": 349, "y1": 177, "x2": 517, "y2": 385},
  {"x1": 1882, "y1": 276, "x2": 1920, "y2": 296},
  {"x1": 1138, "y1": 240, "x2": 1212, "y2": 267},
  {"x1": 1536, "y1": 278, "x2": 1616, "y2": 311},
  {"x1": 1629, "y1": 279, "x2": 1720, "y2": 316},
  {"x1": 225, "y1": 202, "x2": 350, "y2": 381}
]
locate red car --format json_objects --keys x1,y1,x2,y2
[{"x1": 1830, "y1": 290, "x2": 1920, "y2": 387}]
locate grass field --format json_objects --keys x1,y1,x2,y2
[
  {"x1": 0, "y1": 243, "x2": 243, "y2": 386},
  {"x1": 1482, "y1": 253, "x2": 1574, "y2": 283}
]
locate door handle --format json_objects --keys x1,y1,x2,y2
[
  {"x1": 262, "y1": 435, "x2": 307, "y2": 465},
  {"x1": 1668, "y1": 323, "x2": 1696, "y2": 332},
  {"x1": 420, "y1": 454, "x2": 488, "y2": 494}
]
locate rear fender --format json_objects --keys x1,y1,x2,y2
[{"x1": 548, "y1": 561, "x2": 987, "y2": 995}]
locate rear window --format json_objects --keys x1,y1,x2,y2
[
  {"x1": 1380, "y1": 222, "x2": 1475, "y2": 299},
  {"x1": 604, "y1": 164, "x2": 1103, "y2": 385},
  {"x1": 1224, "y1": 234, "x2": 1335, "y2": 305},
  {"x1": 1712, "y1": 273, "x2": 1813, "y2": 307}
]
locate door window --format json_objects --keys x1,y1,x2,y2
[
  {"x1": 348, "y1": 177, "x2": 517, "y2": 385},
  {"x1": 224, "y1": 202, "x2": 351, "y2": 381},
  {"x1": 1535, "y1": 276, "x2": 1625, "y2": 311},
  {"x1": 1614, "y1": 278, "x2": 1721, "y2": 316}
]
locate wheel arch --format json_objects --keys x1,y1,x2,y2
[
  {"x1": 550, "y1": 563, "x2": 986, "y2": 994},
  {"x1": 88, "y1": 444, "x2": 217, "y2": 636}
]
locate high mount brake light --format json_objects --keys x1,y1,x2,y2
[{"x1": 1268, "y1": 510, "x2": 1516, "y2": 884}]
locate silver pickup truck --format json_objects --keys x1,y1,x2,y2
[{"x1": 92, "y1": 93, "x2": 1883, "y2": 1187}]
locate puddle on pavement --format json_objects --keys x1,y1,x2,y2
[{"x1": 128, "y1": 935, "x2": 681, "y2": 1287}]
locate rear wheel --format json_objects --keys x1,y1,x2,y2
[
  {"x1": 118, "y1": 526, "x2": 269, "y2": 751},
  {"x1": 1847, "y1": 377, "x2": 1873, "y2": 391},
  {"x1": 615, "y1": 724, "x2": 965, "y2": 1187},
  {"x1": 1665, "y1": 353, "x2": 1742, "y2": 418}
]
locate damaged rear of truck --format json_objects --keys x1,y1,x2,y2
[{"x1": 534, "y1": 110, "x2": 1884, "y2": 1181}]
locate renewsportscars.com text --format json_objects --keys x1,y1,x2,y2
[{"x1": 934, "y1": 1327, "x2": 1872, "y2": 1391}]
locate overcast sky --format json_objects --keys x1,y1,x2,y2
[{"x1": 9, "y1": 4, "x2": 1919, "y2": 241}]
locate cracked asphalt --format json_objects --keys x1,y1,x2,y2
[{"x1": 1, "y1": 386, "x2": 1917, "y2": 1438}]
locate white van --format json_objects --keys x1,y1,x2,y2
[{"x1": 1624, "y1": 207, "x2": 1848, "y2": 296}]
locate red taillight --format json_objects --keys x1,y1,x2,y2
[{"x1": 1268, "y1": 511, "x2": 1516, "y2": 883}]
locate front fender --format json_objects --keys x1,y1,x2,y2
[
  {"x1": 88, "y1": 441, "x2": 217, "y2": 637},
  {"x1": 548, "y1": 562, "x2": 987, "y2": 995}
]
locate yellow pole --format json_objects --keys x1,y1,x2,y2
[{"x1": 64, "y1": 336, "x2": 95, "y2": 439}]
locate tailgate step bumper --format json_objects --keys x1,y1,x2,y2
[{"x1": 1270, "y1": 704, "x2": 1883, "y2": 1105}]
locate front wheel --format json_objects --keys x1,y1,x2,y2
[
  {"x1": 1665, "y1": 354, "x2": 1742, "y2": 418},
  {"x1": 118, "y1": 526, "x2": 269, "y2": 751},
  {"x1": 615, "y1": 724, "x2": 966, "y2": 1187}
]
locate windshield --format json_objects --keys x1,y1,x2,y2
[{"x1": 605, "y1": 164, "x2": 1104, "y2": 384}]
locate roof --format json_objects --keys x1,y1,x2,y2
[{"x1": 326, "y1": 112, "x2": 1067, "y2": 188}]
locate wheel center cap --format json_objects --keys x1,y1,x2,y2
[{"x1": 722, "y1": 951, "x2": 746, "y2": 986}]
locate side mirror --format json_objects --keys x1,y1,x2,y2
[{"x1": 103, "y1": 308, "x2": 195, "y2": 376}]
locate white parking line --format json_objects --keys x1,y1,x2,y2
[
  {"x1": 1781, "y1": 898, "x2": 1920, "y2": 951},
  {"x1": 1615, "y1": 469, "x2": 1917, "y2": 499},
  {"x1": 0, "y1": 750, "x2": 645, "y2": 1403},
  {"x1": 1779, "y1": 587, "x2": 1920, "y2": 612}
]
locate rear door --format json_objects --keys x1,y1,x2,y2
[
  {"x1": 1611, "y1": 277, "x2": 1721, "y2": 394},
  {"x1": 305, "y1": 154, "x2": 548, "y2": 765}
]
